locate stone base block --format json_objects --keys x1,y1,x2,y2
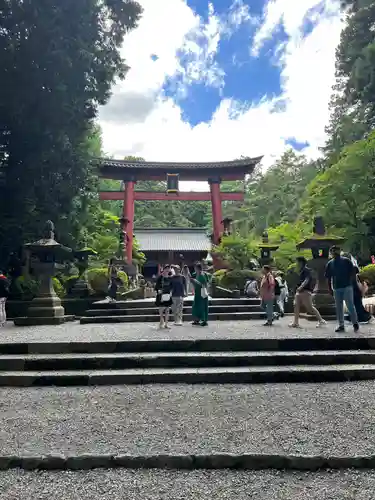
[{"x1": 14, "y1": 315, "x2": 75, "y2": 326}]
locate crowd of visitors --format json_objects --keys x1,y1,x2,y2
[
  {"x1": 250, "y1": 245, "x2": 373, "y2": 330},
  {"x1": 155, "y1": 262, "x2": 210, "y2": 329},
  {"x1": 0, "y1": 245, "x2": 372, "y2": 331}
]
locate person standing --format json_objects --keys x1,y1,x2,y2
[
  {"x1": 325, "y1": 246, "x2": 359, "y2": 332},
  {"x1": 260, "y1": 265, "x2": 275, "y2": 326},
  {"x1": 171, "y1": 265, "x2": 186, "y2": 326},
  {"x1": 183, "y1": 265, "x2": 192, "y2": 295},
  {"x1": 290, "y1": 257, "x2": 326, "y2": 328},
  {"x1": 245, "y1": 278, "x2": 259, "y2": 298},
  {"x1": 155, "y1": 265, "x2": 173, "y2": 329},
  {"x1": 191, "y1": 262, "x2": 209, "y2": 326},
  {"x1": 0, "y1": 271, "x2": 10, "y2": 327},
  {"x1": 342, "y1": 253, "x2": 373, "y2": 323},
  {"x1": 107, "y1": 258, "x2": 119, "y2": 303},
  {"x1": 276, "y1": 272, "x2": 289, "y2": 317}
]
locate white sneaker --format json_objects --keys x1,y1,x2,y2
[
  {"x1": 164, "y1": 324, "x2": 171, "y2": 329},
  {"x1": 175, "y1": 321, "x2": 183, "y2": 326},
  {"x1": 289, "y1": 323, "x2": 301, "y2": 329},
  {"x1": 317, "y1": 320, "x2": 327, "y2": 328},
  {"x1": 158, "y1": 323, "x2": 165, "y2": 330}
]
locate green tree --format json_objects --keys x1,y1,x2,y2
[
  {"x1": 303, "y1": 132, "x2": 375, "y2": 257},
  {"x1": 0, "y1": 0, "x2": 142, "y2": 265},
  {"x1": 228, "y1": 150, "x2": 319, "y2": 235}
]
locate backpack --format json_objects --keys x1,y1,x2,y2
[{"x1": 274, "y1": 277, "x2": 281, "y2": 296}]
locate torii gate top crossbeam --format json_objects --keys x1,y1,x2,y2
[{"x1": 98, "y1": 156, "x2": 262, "y2": 181}]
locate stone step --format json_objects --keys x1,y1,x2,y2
[
  {"x1": 91, "y1": 298, "x2": 261, "y2": 309},
  {"x1": 0, "y1": 364, "x2": 374, "y2": 385},
  {"x1": 80, "y1": 312, "x2": 265, "y2": 324},
  {"x1": 0, "y1": 350, "x2": 375, "y2": 371},
  {"x1": 84, "y1": 304, "x2": 264, "y2": 316},
  {"x1": 1, "y1": 336, "x2": 375, "y2": 355},
  {"x1": 1, "y1": 453, "x2": 375, "y2": 471}
]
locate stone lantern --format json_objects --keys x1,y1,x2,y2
[
  {"x1": 69, "y1": 247, "x2": 97, "y2": 297},
  {"x1": 258, "y1": 230, "x2": 279, "y2": 266},
  {"x1": 296, "y1": 216, "x2": 345, "y2": 319},
  {"x1": 222, "y1": 217, "x2": 233, "y2": 237},
  {"x1": 14, "y1": 221, "x2": 73, "y2": 326}
]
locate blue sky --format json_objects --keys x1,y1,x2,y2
[
  {"x1": 99, "y1": 0, "x2": 343, "y2": 167},
  {"x1": 164, "y1": 0, "x2": 286, "y2": 126}
]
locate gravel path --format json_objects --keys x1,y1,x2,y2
[
  {"x1": 1, "y1": 382, "x2": 375, "y2": 457},
  {"x1": 1, "y1": 469, "x2": 375, "y2": 499},
  {"x1": 2, "y1": 318, "x2": 375, "y2": 343}
]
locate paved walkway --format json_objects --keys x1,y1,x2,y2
[
  {"x1": 1, "y1": 469, "x2": 375, "y2": 499},
  {"x1": 1, "y1": 382, "x2": 375, "y2": 457},
  {"x1": 1, "y1": 318, "x2": 375, "y2": 343}
]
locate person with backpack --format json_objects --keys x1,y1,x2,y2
[
  {"x1": 245, "y1": 278, "x2": 259, "y2": 298},
  {"x1": 0, "y1": 271, "x2": 10, "y2": 327},
  {"x1": 289, "y1": 256, "x2": 326, "y2": 329},
  {"x1": 260, "y1": 265, "x2": 275, "y2": 326},
  {"x1": 275, "y1": 272, "x2": 288, "y2": 318}
]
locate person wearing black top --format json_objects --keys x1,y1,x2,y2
[
  {"x1": 290, "y1": 257, "x2": 326, "y2": 328},
  {"x1": 343, "y1": 253, "x2": 372, "y2": 323},
  {"x1": 155, "y1": 265, "x2": 173, "y2": 329},
  {"x1": 325, "y1": 246, "x2": 358, "y2": 332}
]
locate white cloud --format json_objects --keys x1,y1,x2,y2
[
  {"x1": 99, "y1": 0, "x2": 344, "y2": 190},
  {"x1": 252, "y1": 0, "x2": 341, "y2": 56}
]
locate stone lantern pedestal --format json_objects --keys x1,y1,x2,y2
[
  {"x1": 14, "y1": 221, "x2": 73, "y2": 326},
  {"x1": 297, "y1": 217, "x2": 345, "y2": 321}
]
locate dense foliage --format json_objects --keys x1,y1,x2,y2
[
  {"x1": 1, "y1": 0, "x2": 375, "y2": 276},
  {"x1": 0, "y1": 0, "x2": 142, "y2": 267}
]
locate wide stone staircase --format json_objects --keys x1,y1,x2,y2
[
  {"x1": 1, "y1": 335, "x2": 375, "y2": 386},
  {"x1": 80, "y1": 297, "x2": 265, "y2": 324}
]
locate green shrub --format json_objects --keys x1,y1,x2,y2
[
  {"x1": 88, "y1": 268, "x2": 129, "y2": 296},
  {"x1": 220, "y1": 269, "x2": 261, "y2": 291},
  {"x1": 88, "y1": 268, "x2": 110, "y2": 295},
  {"x1": 63, "y1": 275, "x2": 79, "y2": 295},
  {"x1": 52, "y1": 277, "x2": 65, "y2": 298},
  {"x1": 9, "y1": 276, "x2": 40, "y2": 300},
  {"x1": 9, "y1": 275, "x2": 65, "y2": 299},
  {"x1": 213, "y1": 269, "x2": 227, "y2": 285},
  {"x1": 359, "y1": 264, "x2": 375, "y2": 286},
  {"x1": 117, "y1": 271, "x2": 129, "y2": 291}
]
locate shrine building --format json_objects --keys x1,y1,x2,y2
[
  {"x1": 133, "y1": 227, "x2": 211, "y2": 278},
  {"x1": 98, "y1": 157, "x2": 262, "y2": 264}
]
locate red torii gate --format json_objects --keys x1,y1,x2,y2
[{"x1": 99, "y1": 157, "x2": 262, "y2": 263}]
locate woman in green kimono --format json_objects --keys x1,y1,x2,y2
[{"x1": 191, "y1": 262, "x2": 209, "y2": 326}]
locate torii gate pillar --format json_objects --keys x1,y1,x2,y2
[
  {"x1": 123, "y1": 180, "x2": 135, "y2": 263},
  {"x1": 209, "y1": 177, "x2": 223, "y2": 245}
]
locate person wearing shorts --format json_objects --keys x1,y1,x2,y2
[{"x1": 290, "y1": 256, "x2": 326, "y2": 328}]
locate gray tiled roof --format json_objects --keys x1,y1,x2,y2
[
  {"x1": 134, "y1": 228, "x2": 211, "y2": 252},
  {"x1": 100, "y1": 157, "x2": 262, "y2": 170}
]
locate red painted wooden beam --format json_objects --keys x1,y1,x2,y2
[{"x1": 99, "y1": 191, "x2": 244, "y2": 201}]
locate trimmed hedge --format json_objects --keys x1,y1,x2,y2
[
  {"x1": 359, "y1": 264, "x2": 375, "y2": 287},
  {"x1": 87, "y1": 268, "x2": 129, "y2": 295},
  {"x1": 220, "y1": 269, "x2": 261, "y2": 291}
]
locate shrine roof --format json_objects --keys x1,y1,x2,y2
[
  {"x1": 99, "y1": 157, "x2": 262, "y2": 171},
  {"x1": 134, "y1": 228, "x2": 211, "y2": 252}
]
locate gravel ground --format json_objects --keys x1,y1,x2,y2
[
  {"x1": 1, "y1": 469, "x2": 375, "y2": 499},
  {"x1": 1, "y1": 382, "x2": 375, "y2": 457},
  {"x1": 1, "y1": 318, "x2": 375, "y2": 343}
]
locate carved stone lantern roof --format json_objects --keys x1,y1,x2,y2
[
  {"x1": 25, "y1": 221, "x2": 72, "y2": 261},
  {"x1": 296, "y1": 216, "x2": 345, "y2": 251}
]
